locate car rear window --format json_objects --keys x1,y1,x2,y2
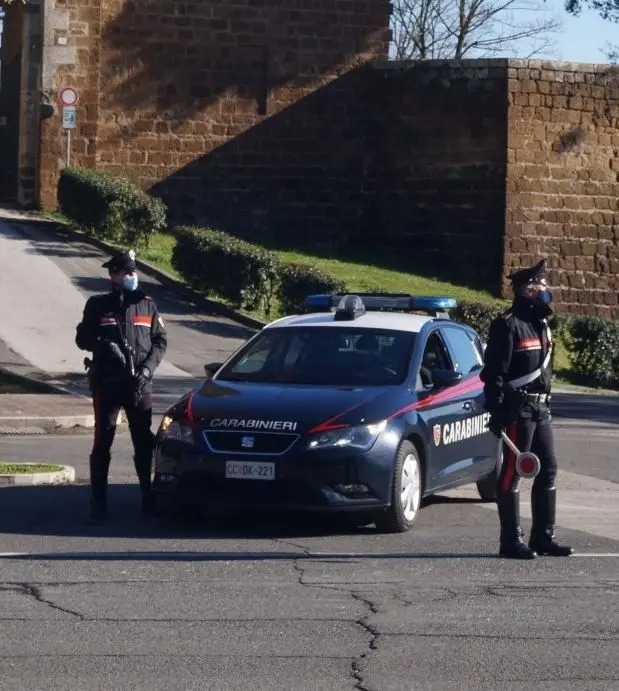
[{"x1": 216, "y1": 327, "x2": 416, "y2": 386}]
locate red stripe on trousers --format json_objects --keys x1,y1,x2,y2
[
  {"x1": 501, "y1": 422, "x2": 518, "y2": 493},
  {"x1": 93, "y1": 390, "x2": 101, "y2": 446}
]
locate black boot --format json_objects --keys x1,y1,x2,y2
[
  {"x1": 89, "y1": 453, "x2": 110, "y2": 523},
  {"x1": 134, "y1": 453, "x2": 159, "y2": 516},
  {"x1": 529, "y1": 487, "x2": 574, "y2": 556},
  {"x1": 498, "y1": 490, "x2": 537, "y2": 559}
]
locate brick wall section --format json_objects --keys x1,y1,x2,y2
[
  {"x1": 96, "y1": 0, "x2": 391, "y2": 194},
  {"x1": 38, "y1": 0, "x2": 102, "y2": 208},
  {"x1": 505, "y1": 60, "x2": 619, "y2": 317},
  {"x1": 364, "y1": 61, "x2": 507, "y2": 289}
]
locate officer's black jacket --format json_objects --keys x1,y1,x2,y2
[
  {"x1": 480, "y1": 297, "x2": 552, "y2": 413},
  {"x1": 75, "y1": 288, "x2": 167, "y2": 384}
]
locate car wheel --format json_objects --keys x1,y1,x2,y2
[
  {"x1": 476, "y1": 439, "x2": 503, "y2": 502},
  {"x1": 375, "y1": 440, "x2": 422, "y2": 534}
]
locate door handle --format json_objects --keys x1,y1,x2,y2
[{"x1": 462, "y1": 400, "x2": 474, "y2": 411}]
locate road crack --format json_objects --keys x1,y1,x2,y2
[
  {"x1": 18, "y1": 583, "x2": 84, "y2": 620},
  {"x1": 285, "y1": 558, "x2": 380, "y2": 691}
]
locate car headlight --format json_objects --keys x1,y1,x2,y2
[
  {"x1": 159, "y1": 415, "x2": 194, "y2": 443},
  {"x1": 307, "y1": 420, "x2": 387, "y2": 451}
]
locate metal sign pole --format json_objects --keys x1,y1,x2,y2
[{"x1": 67, "y1": 128, "x2": 71, "y2": 167}]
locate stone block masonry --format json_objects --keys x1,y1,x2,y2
[{"x1": 505, "y1": 60, "x2": 619, "y2": 317}]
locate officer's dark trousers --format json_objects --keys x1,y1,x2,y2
[
  {"x1": 497, "y1": 400, "x2": 558, "y2": 547},
  {"x1": 90, "y1": 383, "x2": 154, "y2": 508}
]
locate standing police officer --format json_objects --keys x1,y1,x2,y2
[
  {"x1": 76, "y1": 250, "x2": 167, "y2": 522},
  {"x1": 480, "y1": 259, "x2": 573, "y2": 560}
]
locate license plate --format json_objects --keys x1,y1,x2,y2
[{"x1": 225, "y1": 461, "x2": 275, "y2": 481}]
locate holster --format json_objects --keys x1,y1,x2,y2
[
  {"x1": 503, "y1": 386, "x2": 526, "y2": 423},
  {"x1": 84, "y1": 358, "x2": 98, "y2": 395}
]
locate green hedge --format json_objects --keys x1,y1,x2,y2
[
  {"x1": 171, "y1": 227, "x2": 347, "y2": 317},
  {"x1": 565, "y1": 316, "x2": 619, "y2": 386},
  {"x1": 276, "y1": 263, "x2": 347, "y2": 316},
  {"x1": 172, "y1": 226, "x2": 281, "y2": 313},
  {"x1": 57, "y1": 167, "x2": 166, "y2": 247}
]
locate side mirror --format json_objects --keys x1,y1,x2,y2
[
  {"x1": 430, "y1": 368, "x2": 463, "y2": 388},
  {"x1": 204, "y1": 362, "x2": 223, "y2": 379}
]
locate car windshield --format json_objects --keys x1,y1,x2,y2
[{"x1": 216, "y1": 327, "x2": 416, "y2": 386}]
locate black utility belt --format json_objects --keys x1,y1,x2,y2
[{"x1": 522, "y1": 392, "x2": 551, "y2": 403}]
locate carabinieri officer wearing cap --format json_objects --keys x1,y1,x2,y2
[
  {"x1": 480, "y1": 259, "x2": 573, "y2": 560},
  {"x1": 76, "y1": 250, "x2": 167, "y2": 522}
]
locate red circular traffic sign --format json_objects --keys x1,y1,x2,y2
[{"x1": 60, "y1": 88, "x2": 78, "y2": 106}]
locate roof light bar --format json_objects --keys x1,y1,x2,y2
[{"x1": 304, "y1": 293, "x2": 457, "y2": 316}]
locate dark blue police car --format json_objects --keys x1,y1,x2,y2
[{"x1": 152, "y1": 294, "x2": 501, "y2": 533}]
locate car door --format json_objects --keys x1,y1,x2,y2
[
  {"x1": 439, "y1": 324, "x2": 497, "y2": 482},
  {"x1": 415, "y1": 328, "x2": 475, "y2": 491}
]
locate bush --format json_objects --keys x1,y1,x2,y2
[
  {"x1": 452, "y1": 301, "x2": 503, "y2": 340},
  {"x1": 172, "y1": 226, "x2": 280, "y2": 314},
  {"x1": 57, "y1": 167, "x2": 167, "y2": 247},
  {"x1": 566, "y1": 316, "x2": 619, "y2": 386},
  {"x1": 276, "y1": 263, "x2": 347, "y2": 316}
]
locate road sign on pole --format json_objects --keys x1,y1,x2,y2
[
  {"x1": 62, "y1": 106, "x2": 76, "y2": 130},
  {"x1": 62, "y1": 105, "x2": 76, "y2": 168},
  {"x1": 60, "y1": 87, "x2": 78, "y2": 106}
]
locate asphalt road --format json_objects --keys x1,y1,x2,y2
[{"x1": 1, "y1": 392, "x2": 618, "y2": 691}]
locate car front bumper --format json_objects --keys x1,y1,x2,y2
[{"x1": 152, "y1": 438, "x2": 395, "y2": 513}]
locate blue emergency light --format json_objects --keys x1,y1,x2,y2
[{"x1": 303, "y1": 293, "x2": 458, "y2": 317}]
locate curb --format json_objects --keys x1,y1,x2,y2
[
  {"x1": 27, "y1": 216, "x2": 267, "y2": 332},
  {"x1": 0, "y1": 464, "x2": 76, "y2": 486},
  {"x1": 0, "y1": 414, "x2": 95, "y2": 435}
]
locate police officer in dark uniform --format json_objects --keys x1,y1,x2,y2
[
  {"x1": 481, "y1": 259, "x2": 573, "y2": 560},
  {"x1": 76, "y1": 250, "x2": 167, "y2": 521}
]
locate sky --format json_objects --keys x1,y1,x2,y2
[{"x1": 552, "y1": 1, "x2": 618, "y2": 62}]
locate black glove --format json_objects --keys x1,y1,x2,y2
[
  {"x1": 133, "y1": 366, "x2": 151, "y2": 405},
  {"x1": 96, "y1": 339, "x2": 126, "y2": 367},
  {"x1": 487, "y1": 411, "x2": 506, "y2": 439}
]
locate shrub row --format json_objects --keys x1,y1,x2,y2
[
  {"x1": 57, "y1": 167, "x2": 167, "y2": 247},
  {"x1": 171, "y1": 227, "x2": 346, "y2": 315}
]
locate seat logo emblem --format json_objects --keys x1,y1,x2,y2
[
  {"x1": 241, "y1": 436, "x2": 255, "y2": 449},
  {"x1": 433, "y1": 424, "x2": 441, "y2": 446}
]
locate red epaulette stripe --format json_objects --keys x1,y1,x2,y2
[{"x1": 132, "y1": 316, "x2": 152, "y2": 326}]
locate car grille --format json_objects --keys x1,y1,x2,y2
[{"x1": 202, "y1": 431, "x2": 300, "y2": 455}]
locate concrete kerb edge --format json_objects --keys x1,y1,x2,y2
[
  {"x1": 21, "y1": 217, "x2": 267, "y2": 331},
  {"x1": 0, "y1": 464, "x2": 76, "y2": 486}
]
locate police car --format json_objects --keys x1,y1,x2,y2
[{"x1": 152, "y1": 294, "x2": 501, "y2": 533}]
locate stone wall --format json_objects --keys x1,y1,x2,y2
[
  {"x1": 505, "y1": 60, "x2": 619, "y2": 317},
  {"x1": 37, "y1": 0, "x2": 391, "y2": 209},
  {"x1": 38, "y1": 0, "x2": 102, "y2": 208},
  {"x1": 362, "y1": 61, "x2": 507, "y2": 289}
]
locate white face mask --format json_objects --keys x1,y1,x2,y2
[{"x1": 122, "y1": 273, "x2": 138, "y2": 292}]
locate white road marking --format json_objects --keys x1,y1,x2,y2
[{"x1": 447, "y1": 469, "x2": 619, "y2": 543}]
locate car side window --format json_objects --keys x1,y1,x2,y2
[
  {"x1": 420, "y1": 330, "x2": 453, "y2": 379},
  {"x1": 441, "y1": 326, "x2": 483, "y2": 374}
]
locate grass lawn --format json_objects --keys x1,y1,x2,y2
[{"x1": 0, "y1": 463, "x2": 64, "y2": 474}]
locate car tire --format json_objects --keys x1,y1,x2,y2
[
  {"x1": 375, "y1": 440, "x2": 423, "y2": 534},
  {"x1": 476, "y1": 439, "x2": 503, "y2": 502}
]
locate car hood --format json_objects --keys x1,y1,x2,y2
[{"x1": 188, "y1": 379, "x2": 408, "y2": 434}]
